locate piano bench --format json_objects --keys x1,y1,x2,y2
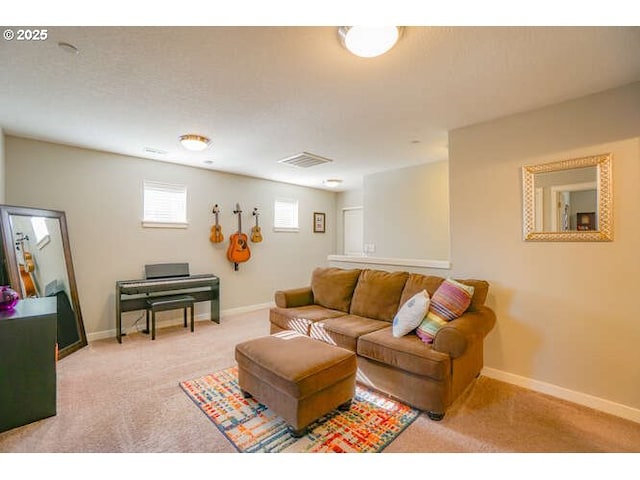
[{"x1": 146, "y1": 295, "x2": 195, "y2": 340}]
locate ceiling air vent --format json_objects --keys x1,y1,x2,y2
[
  {"x1": 277, "y1": 152, "x2": 333, "y2": 168},
  {"x1": 143, "y1": 147, "x2": 167, "y2": 155}
]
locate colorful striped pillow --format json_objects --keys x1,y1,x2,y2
[{"x1": 416, "y1": 279, "x2": 474, "y2": 344}]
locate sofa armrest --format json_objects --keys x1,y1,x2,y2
[
  {"x1": 274, "y1": 286, "x2": 314, "y2": 308},
  {"x1": 432, "y1": 305, "x2": 496, "y2": 359}
]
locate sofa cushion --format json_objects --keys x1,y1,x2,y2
[
  {"x1": 399, "y1": 274, "x2": 445, "y2": 306},
  {"x1": 310, "y1": 314, "x2": 389, "y2": 352},
  {"x1": 399, "y1": 274, "x2": 489, "y2": 311},
  {"x1": 457, "y1": 279, "x2": 489, "y2": 311},
  {"x1": 416, "y1": 279, "x2": 474, "y2": 344},
  {"x1": 311, "y1": 267, "x2": 361, "y2": 312},
  {"x1": 357, "y1": 327, "x2": 451, "y2": 381},
  {"x1": 349, "y1": 269, "x2": 409, "y2": 322},
  {"x1": 270, "y1": 305, "x2": 347, "y2": 336},
  {"x1": 392, "y1": 289, "x2": 430, "y2": 337}
]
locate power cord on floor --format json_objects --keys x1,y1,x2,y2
[{"x1": 123, "y1": 311, "x2": 147, "y2": 336}]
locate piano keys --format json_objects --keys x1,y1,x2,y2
[{"x1": 115, "y1": 263, "x2": 219, "y2": 343}]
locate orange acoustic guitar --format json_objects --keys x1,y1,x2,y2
[
  {"x1": 17, "y1": 236, "x2": 37, "y2": 297},
  {"x1": 19, "y1": 264, "x2": 37, "y2": 297},
  {"x1": 209, "y1": 204, "x2": 224, "y2": 243},
  {"x1": 226, "y1": 203, "x2": 251, "y2": 270},
  {"x1": 250, "y1": 207, "x2": 263, "y2": 243}
]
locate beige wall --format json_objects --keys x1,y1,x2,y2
[
  {"x1": 363, "y1": 161, "x2": 450, "y2": 260},
  {"x1": 336, "y1": 162, "x2": 450, "y2": 261},
  {"x1": 5, "y1": 137, "x2": 336, "y2": 338},
  {"x1": 335, "y1": 187, "x2": 363, "y2": 255},
  {"x1": 449, "y1": 82, "x2": 640, "y2": 410}
]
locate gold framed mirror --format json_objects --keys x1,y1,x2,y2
[{"x1": 522, "y1": 153, "x2": 613, "y2": 241}]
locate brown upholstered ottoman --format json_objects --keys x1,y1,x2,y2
[{"x1": 235, "y1": 330, "x2": 357, "y2": 437}]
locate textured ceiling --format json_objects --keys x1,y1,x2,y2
[{"x1": 1, "y1": 26, "x2": 639, "y2": 191}]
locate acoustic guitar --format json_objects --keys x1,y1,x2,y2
[
  {"x1": 23, "y1": 250, "x2": 35, "y2": 272},
  {"x1": 209, "y1": 204, "x2": 224, "y2": 243},
  {"x1": 16, "y1": 236, "x2": 37, "y2": 297},
  {"x1": 226, "y1": 203, "x2": 251, "y2": 269},
  {"x1": 19, "y1": 264, "x2": 37, "y2": 297},
  {"x1": 250, "y1": 207, "x2": 263, "y2": 243}
]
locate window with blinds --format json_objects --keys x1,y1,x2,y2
[
  {"x1": 273, "y1": 197, "x2": 299, "y2": 232},
  {"x1": 142, "y1": 180, "x2": 188, "y2": 228},
  {"x1": 31, "y1": 217, "x2": 51, "y2": 248}
]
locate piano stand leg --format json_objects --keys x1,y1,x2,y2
[{"x1": 142, "y1": 309, "x2": 150, "y2": 334}]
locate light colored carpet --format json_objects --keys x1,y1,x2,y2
[{"x1": 1, "y1": 307, "x2": 639, "y2": 473}]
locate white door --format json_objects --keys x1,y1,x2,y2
[{"x1": 343, "y1": 207, "x2": 363, "y2": 256}]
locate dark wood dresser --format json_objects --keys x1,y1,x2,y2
[{"x1": 0, "y1": 297, "x2": 57, "y2": 433}]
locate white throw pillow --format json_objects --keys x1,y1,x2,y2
[{"x1": 392, "y1": 290, "x2": 430, "y2": 338}]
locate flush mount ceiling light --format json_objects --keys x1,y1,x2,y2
[
  {"x1": 179, "y1": 134, "x2": 210, "y2": 152},
  {"x1": 338, "y1": 26, "x2": 403, "y2": 58},
  {"x1": 323, "y1": 178, "x2": 343, "y2": 188}
]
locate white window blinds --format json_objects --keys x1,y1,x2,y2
[
  {"x1": 31, "y1": 216, "x2": 51, "y2": 248},
  {"x1": 273, "y1": 198, "x2": 299, "y2": 231},
  {"x1": 143, "y1": 180, "x2": 188, "y2": 227}
]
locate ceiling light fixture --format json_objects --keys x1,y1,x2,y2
[
  {"x1": 179, "y1": 134, "x2": 210, "y2": 152},
  {"x1": 338, "y1": 26, "x2": 403, "y2": 58},
  {"x1": 323, "y1": 178, "x2": 343, "y2": 188}
]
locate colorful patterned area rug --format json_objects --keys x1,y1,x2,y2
[{"x1": 179, "y1": 366, "x2": 419, "y2": 453}]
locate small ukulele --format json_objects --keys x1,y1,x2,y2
[
  {"x1": 250, "y1": 207, "x2": 263, "y2": 243},
  {"x1": 210, "y1": 204, "x2": 224, "y2": 243},
  {"x1": 226, "y1": 203, "x2": 251, "y2": 270}
]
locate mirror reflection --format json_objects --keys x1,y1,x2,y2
[
  {"x1": 0, "y1": 205, "x2": 87, "y2": 358},
  {"x1": 532, "y1": 166, "x2": 597, "y2": 232},
  {"x1": 11, "y1": 216, "x2": 69, "y2": 298},
  {"x1": 522, "y1": 153, "x2": 612, "y2": 242}
]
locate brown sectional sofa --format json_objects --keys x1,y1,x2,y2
[{"x1": 270, "y1": 267, "x2": 496, "y2": 420}]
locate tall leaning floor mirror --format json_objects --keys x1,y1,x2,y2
[{"x1": 0, "y1": 205, "x2": 87, "y2": 359}]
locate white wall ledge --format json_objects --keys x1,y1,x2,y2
[{"x1": 327, "y1": 254, "x2": 451, "y2": 270}]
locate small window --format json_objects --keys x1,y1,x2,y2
[
  {"x1": 31, "y1": 217, "x2": 51, "y2": 248},
  {"x1": 273, "y1": 198, "x2": 299, "y2": 232},
  {"x1": 143, "y1": 180, "x2": 188, "y2": 228}
]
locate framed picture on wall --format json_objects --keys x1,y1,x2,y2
[
  {"x1": 576, "y1": 212, "x2": 595, "y2": 231},
  {"x1": 313, "y1": 212, "x2": 325, "y2": 233}
]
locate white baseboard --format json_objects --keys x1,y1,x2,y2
[
  {"x1": 220, "y1": 301, "x2": 274, "y2": 317},
  {"x1": 86, "y1": 301, "x2": 273, "y2": 342},
  {"x1": 482, "y1": 366, "x2": 640, "y2": 424}
]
